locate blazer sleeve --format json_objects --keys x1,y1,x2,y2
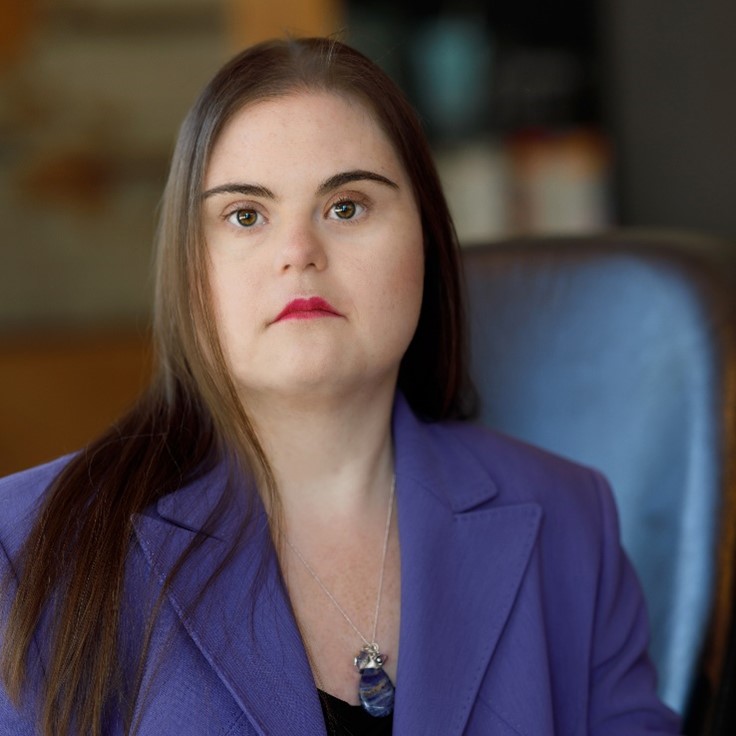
[
  {"x1": 587, "y1": 470, "x2": 682, "y2": 735},
  {"x1": 0, "y1": 537, "x2": 40, "y2": 736}
]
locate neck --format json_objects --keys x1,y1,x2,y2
[{"x1": 244, "y1": 384, "x2": 397, "y2": 529}]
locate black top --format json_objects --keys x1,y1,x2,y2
[{"x1": 318, "y1": 690, "x2": 393, "y2": 736}]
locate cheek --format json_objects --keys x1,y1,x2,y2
[
  {"x1": 379, "y1": 233, "x2": 425, "y2": 344},
  {"x1": 208, "y1": 260, "x2": 258, "y2": 359},
  {"x1": 396, "y1": 223, "x2": 425, "y2": 298},
  {"x1": 208, "y1": 264, "x2": 232, "y2": 331},
  {"x1": 399, "y1": 247, "x2": 425, "y2": 320}
]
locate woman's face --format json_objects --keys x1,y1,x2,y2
[{"x1": 202, "y1": 91, "x2": 424, "y2": 406}]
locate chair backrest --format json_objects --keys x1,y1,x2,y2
[{"x1": 462, "y1": 232, "x2": 736, "y2": 727}]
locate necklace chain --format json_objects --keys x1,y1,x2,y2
[{"x1": 285, "y1": 475, "x2": 395, "y2": 649}]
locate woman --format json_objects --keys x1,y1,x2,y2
[{"x1": 0, "y1": 38, "x2": 680, "y2": 735}]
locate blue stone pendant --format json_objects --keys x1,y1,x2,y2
[{"x1": 354, "y1": 644, "x2": 395, "y2": 717}]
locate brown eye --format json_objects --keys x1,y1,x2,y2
[
  {"x1": 332, "y1": 200, "x2": 357, "y2": 219},
  {"x1": 235, "y1": 209, "x2": 258, "y2": 227}
]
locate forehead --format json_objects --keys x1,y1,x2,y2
[{"x1": 205, "y1": 91, "x2": 405, "y2": 187}]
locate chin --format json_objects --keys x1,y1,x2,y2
[{"x1": 237, "y1": 369, "x2": 396, "y2": 408}]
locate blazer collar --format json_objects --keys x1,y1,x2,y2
[
  {"x1": 133, "y1": 394, "x2": 541, "y2": 735},
  {"x1": 392, "y1": 395, "x2": 541, "y2": 735},
  {"x1": 133, "y1": 465, "x2": 325, "y2": 735}
]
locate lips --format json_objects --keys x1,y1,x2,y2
[{"x1": 273, "y1": 296, "x2": 343, "y2": 322}]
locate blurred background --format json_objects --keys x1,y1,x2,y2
[{"x1": 1, "y1": 0, "x2": 735, "y2": 474}]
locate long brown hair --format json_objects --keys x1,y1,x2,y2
[{"x1": 1, "y1": 37, "x2": 475, "y2": 735}]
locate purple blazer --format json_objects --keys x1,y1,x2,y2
[{"x1": 0, "y1": 394, "x2": 681, "y2": 734}]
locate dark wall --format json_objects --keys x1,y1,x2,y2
[{"x1": 602, "y1": 0, "x2": 736, "y2": 238}]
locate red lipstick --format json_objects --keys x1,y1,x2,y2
[{"x1": 274, "y1": 297, "x2": 342, "y2": 322}]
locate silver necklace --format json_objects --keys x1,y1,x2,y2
[{"x1": 285, "y1": 475, "x2": 396, "y2": 718}]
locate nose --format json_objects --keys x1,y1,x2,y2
[{"x1": 275, "y1": 219, "x2": 328, "y2": 273}]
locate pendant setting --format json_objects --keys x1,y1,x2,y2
[{"x1": 354, "y1": 643, "x2": 395, "y2": 717}]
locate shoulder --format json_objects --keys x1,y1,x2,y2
[
  {"x1": 427, "y1": 417, "x2": 610, "y2": 511},
  {"x1": 0, "y1": 455, "x2": 73, "y2": 518},
  {"x1": 427, "y1": 420, "x2": 634, "y2": 616},
  {"x1": 394, "y1": 393, "x2": 612, "y2": 529},
  {"x1": 421, "y1": 418, "x2": 626, "y2": 569},
  {"x1": 394, "y1": 399, "x2": 620, "y2": 575},
  {"x1": 0, "y1": 455, "x2": 74, "y2": 558}
]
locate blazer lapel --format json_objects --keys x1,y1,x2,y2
[
  {"x1": 392, "y1": 398, "x2": 542, "y2": 735},
  {"x1": 132, "y1": 467, "x2": 326, "y2": 736},
  {"x1": 130, "y1": 396, "x2": 541, "y2": 736}
]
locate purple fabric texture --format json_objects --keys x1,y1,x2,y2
[{"x1": 0, "y1": 394, "x2": 681, "y2": 734}]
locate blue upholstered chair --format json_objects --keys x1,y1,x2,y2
[{"x1": 462, "y1": 231, "x2": 736, "y2": 734}]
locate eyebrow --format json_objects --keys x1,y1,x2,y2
[
  {"x1": 201, "y1": 169, "x2": 399, "y2": 200},
  {"x1": 201, "y1": 182, "x2": 275, "y2": 199},
  {"x1": 317, "y1": 170, "x2": 399, "y2": 195}
]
